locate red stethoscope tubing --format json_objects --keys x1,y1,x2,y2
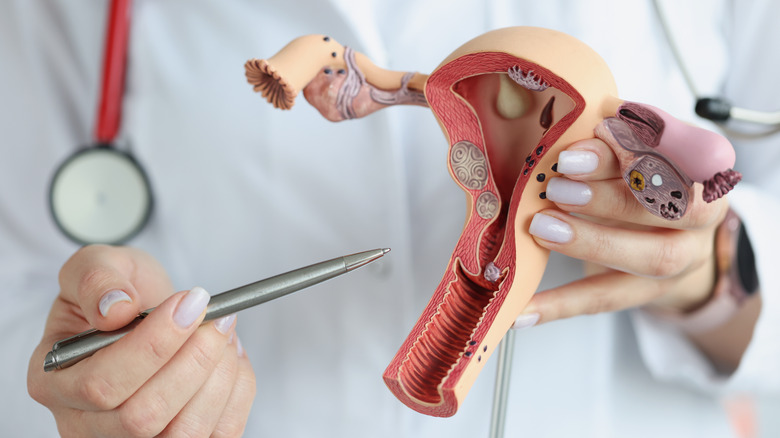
[
  {"x1": 95, "y1": 0, "x2": 132, "y2": 144},
  {"x1": 49, "y1": 0, "x2": 152, "y2": 245}
]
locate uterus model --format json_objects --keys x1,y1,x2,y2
[{"x1": 245, "y1": 27, "x2": 740, "y2": 417}]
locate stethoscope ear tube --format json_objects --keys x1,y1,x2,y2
[
  {"x1": 697, "y1": 97, "x2": 780, "y2": 126},
  {"x1": 653, "y1": 0, "x2": 780, "y2": 130}
]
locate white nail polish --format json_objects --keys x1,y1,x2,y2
[
  {"x1": 98, "y1": 290, "x2": 132, "y2": 317},
  {"x1": 236, "y1": 337, "x2": 245, "y2": 357},
  {"x1": 529, "y1": 213, "x2": 573, "y2": 243},
  {"x1": 546, "y1": 177, "x2": 592, "y2": 206},
  {"x1": 214, "y1": 314, "x2": 236, "y2": 334},
  {"x1": 512, "y1": 313, "x2": 540, "y2": 330},
  {"x1": 173, "y1": 287, "x2": 211, "y2": 328},
  {"x1": 558, "y1": 150, "x2": 598, "y2": 174}
]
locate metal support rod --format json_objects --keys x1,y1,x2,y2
[{"x1": 488, "y1": 329, "x2": 516, "y2": 438}]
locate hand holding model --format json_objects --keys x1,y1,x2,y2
[
  {"x1": 521, "y1": 132, "x2": 748, "y2": 326},
  {"x1": 27, "y1": 245, "x2": 256, "y2": 437},
  {"x1": 247, "y1": 27, "x2": 755, "y2": 417}
]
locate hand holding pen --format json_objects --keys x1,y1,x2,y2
[{"x1": 27, "y1": 245, "x2": 387, "y2": 437}]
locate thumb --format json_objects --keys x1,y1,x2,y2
[{"x1": 58, "y1": 245, "x2": 173, "y2": 331}]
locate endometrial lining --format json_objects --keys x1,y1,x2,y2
[{"x1": 397, "y1": 71, "x2": 575, "y2": 404}]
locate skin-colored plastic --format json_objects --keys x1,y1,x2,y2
[{"x1": 245, "y1": 26, "x2": 740, "y2": 417}]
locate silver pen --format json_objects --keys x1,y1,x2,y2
[{"x1": 44, "y1": 248, "x2": 390, "y2": 372}]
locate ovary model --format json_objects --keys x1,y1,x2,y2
[{"x1": 245, "y1": 27, "x2": 740, "y2": 417}]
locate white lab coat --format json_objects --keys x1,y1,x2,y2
[{"x1": 1, "y1": 0, "x2": 779, "y2": 437}]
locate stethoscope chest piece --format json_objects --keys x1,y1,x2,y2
[{"x1": 49, "y1": 147, "x2": 152, "y2": 245}]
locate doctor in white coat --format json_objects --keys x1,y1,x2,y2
[{"x1": 3, "y1": 0, "x2": 780, "y2": 436}]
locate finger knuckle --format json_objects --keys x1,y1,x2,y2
[
  {"x1": 119, "y1": 392, "x2": 170, "y2": 437},
  {"x1": 76, "y1": 267, "x2": 115, "y2": 300},
  {"x1": 612, "y1": 185, "x2": 641, "y2": 218},
  {"x1": 215, "y1": 344, "x2": 239, "y2": 375},
  {"x1": 583, "y1": 289, "x2": 616, "y2": 315},
  {"x1": 648, "y1": 238, "x2": 686, "y2": 278},
  {"x1": 684, "y1": 185, "x2": 730, "y2": 227},
  {"x1": 212, "y1": 420, "x2": 247, "y2": 438},
  {"x1": 587, "y1": 231, "x2": 614, "y2": 262},
  {"x1": 241, "y1": 369, "x2": 257, "y2": 398},
  {"x1": 187, "y1": 336, "x2": 221, "y2": 376},
  {"x1": 77, "y1": 374, "x2": 122, "y2": 411},
  {"x1": 685, "y1": 203, "x2": 718, "y2": 229},
  {"x1": 212, "y1": 368, "x2": 256, "y2": 438},
  {"x1": 163, "y1": 414, "x2": 209, "y2": 438},
  {"x1": 138, "y1": 331, "x2": 172, "y2": 366}
]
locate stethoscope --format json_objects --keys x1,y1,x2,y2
[
  {"x1": 49, "y1": 0, "x2": 152, "y2": 245},
  {"x1": 48, "y1": 0, "x2": 780, "y2": 245},
  {"x1": 651, "y1": 0, "x2": 780, "y2": 132}
]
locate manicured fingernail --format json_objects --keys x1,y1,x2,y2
[
  {"x1": 529, "y1": 213, "x2": 573, "y2": 243},
  {"x1": 511, "y1": 313, "x2": 540, "y2": 330},
  {"x1": 98, "y1": 290, "x2": 132, "y2": 317},
  {"x1": 214, "y1": 314, "x2": 236, "y2": 334},
  {"x1": 236, "y1": 337, "x2": 245, "y2": 357},
  {"x1": 558, "y1": 150, "x2": 598, "y2": 174},
  {"x1": 546, "y1": 177, "x2": 592, "y2": 206},
  {"x1": 173, "y1": 286, "x2": 210, "y2": 328}
]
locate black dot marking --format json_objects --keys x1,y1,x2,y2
[
  {"x1": 337, "y1": 69, "x2": 346, "y2": 75},
  {"x1": 523, "y1": 168, "x2": 529, "y2": 176},
  {"x1": 540, "y1": 192, "x2": 547, "y2": 199},
  {"x1": 536, "y1": 145, "x2": 544, "y2": 155},
  {"x1": 465, "y1": 351, "x2": 473, "y2": 357},
  {"x1": 552, "y1": 163, "x2": 558, "y2": 172},
  {"x1": 671, "y1": 191, "x2": 682, "y2": 199},
  {"x1": 469, "y1": 340, "x2": 477, "y2": 346},
  {"x1": 537, "y1": 173, "x2": 546, "y2": 182},
  {"x1": 483, "y1": 345, "x2": 488, "y2": 352},
  {"x1": 645, "y1": 197, "x2": 655, "y2": 204},
  {"x1": 331, "y1": 52, "x2": 337, "y2": 58},
  {"x1": 528, "y1": 159, "x2": 535, "y2": 168},
  {"x1": 323, "y1": 36, "x2": 330, "y2": 42},
  {"x1": 323, "y1": 68, "x2": 332, "y2": 74},
  {"x1": 526, "y1": 155, "x2": 531, "y2": 163},
  {"x1": 478, "y1": 356, "x2": 482, "y2": 362}
]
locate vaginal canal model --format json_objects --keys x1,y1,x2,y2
[{"x1": 244, "y1": 26, "x2": 740, "y2": 417}]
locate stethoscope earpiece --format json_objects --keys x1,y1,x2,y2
[
  {"x1": 653, "y1": 0, "x2": 780, "y2": 131},
  {"x1": 695, "y1": 97, "x2": 732, "y2": 122}
]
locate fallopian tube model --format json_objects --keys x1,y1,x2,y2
[{"x1": 245, "y1": 27, "x2": 741, "y2": 417}]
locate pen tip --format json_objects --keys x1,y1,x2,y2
[{"x1": 344, "y1": 248, "x2": 391, "y2": 271}]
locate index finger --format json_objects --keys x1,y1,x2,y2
[{"x1": 555, "y1": 138, "x2": 620, "y2": 181}]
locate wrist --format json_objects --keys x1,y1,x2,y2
[{"x1": 646, "y1": 208, "x2": 759, "y2": 333}]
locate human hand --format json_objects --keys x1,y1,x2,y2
[
  {"x1": 512, "y1": 133, "x2": 729, "y2": 328},
  {"x1": 28, "y1": 245, "x2": 256, "y2": 437}
]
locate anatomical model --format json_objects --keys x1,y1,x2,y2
[{"x1": 245, "y1": 27, "x2": 740, "y2": 417}]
